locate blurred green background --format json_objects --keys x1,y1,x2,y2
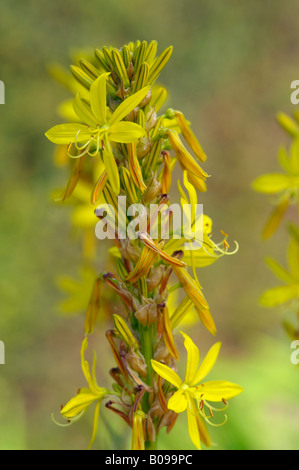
[{"x1": 0, "y1": 0, "x2": 299, "y2": 450}]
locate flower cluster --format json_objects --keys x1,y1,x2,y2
[
  {"x1": 47, "y1": 40, "x2": 242, "y2": 450},
  {"x1": 252, "y1": 111, "x2": 299, "y2": 341}
]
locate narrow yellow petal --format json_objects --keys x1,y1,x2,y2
[
  {"x1": 61, "y1": 392, "x2": 98, "y2": 419},
  {"x1": 102, "y1": 134, "x2": 120, "y2": 195},
  {"x1": 162, "y1": 306, "x2": 179, "y2": 360},
  {"x1": 180, "y1": 332, "x2": 200, "y2": 384},
  {"x1": 109, "y1": 122, "x2": 146, "y2": 143},
  {"x1": 186, "y1": 399, "x2": 201, "y2": 450},
  {"x1": 139, "y1": 232, "x2": 186, "y2": 267},
  {"x1": 151, "y1": 359, "x2": 182, "y2": 388},
  {"x1": 196, "y1": 380, "x2": 243, "y2": 402},
  {"x1": 128, "y1": 142, "x2": 147, "y2": 192},
  {"x1": 175, "y1": 111, "x2": 207, "y2": 162},
  {"x1": 109, "y1": 86, "x2": 150, "y2": 125},
  {"x1": 126, "y1": 245, "x2": 157, "y2": 283},
  {"x1": 84, "y1": 278, "x2": 102, "y2": 335},
  {"x1": 191, "y1": 342, "x2": 222, "y2": 386},
  {"x1": 90, "y1": 73, "x2": 110, "y2": 124},
  {"x1": 252, "y1": 173, "x2": 293, "y2": 194},
  {"x1": 54, "y1": 156, "x2": 86, "y2": 203},
  {"x1": 172, "y1": 265, "x2": 209, "y2": 310},
  {"x1": 262, "y1": 199, "x2": 289, "y2": 240},
  {"x1": 260, "y1": 284, "x2": 299, "y2": 307},
  {"x1": 87, "y1": 400, "x2": 101, "y2": 450}
]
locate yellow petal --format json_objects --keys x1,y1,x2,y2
[
  {"x1": 252, "y1": 173, "x2": 293, "y2": 194},
  {"x1": 151, "y1": 359, "x2": 182, "y2": 388},
  {"x1": 186, "y1": 399, "x2": 201, "y2": 450},
  {"x1": 196, "y1": 380, "x2": 243, "y2": 402},
  {"x1": 172, "y1": 265, "x2": 208, "y2": 311},
  {"x1": 109, "y1": 86, "x2": 150, "y2": 125},
  {"x1": 162, "y1": 306, "x2": 179, "y2": 360},
  {"x1": 260, "y1": 284, "x2": 299, "y2": 307},
  {"x1": 61, "y1": 392, "x2": 99, "y2": 419},
  {"x1": 126, "y1": 245, "x2": 157, "y2": 283},
  {"x1": 180, "y1": 332, "x2": 200, "y2": 384},
  {"x1": 90, "y1": 73, "x2": 110, "y2": 124},
  {"x1": 84, "y1": 278, "x2": 102, "y2": 335},
  {"x1": 54, "y1": 156, "x2": 86, "y2": 203},
  {"x1": 167, "y1": 389, "x2": 188, "y2": 413},
  {"x1": 102, "y1": 134, "x2": 120, "y2": 195},
  {"x1": 262, "y1": 199, "x2": 289, "y2": 240},
  {"x1": 91, "y1": 170, "x2": 108, "y2": 205},
  {"x1": 87, "y1": 400, "x2": 101, "y2": 450},
  {"x1": 288, "y1": 237, "x2": 299, "y2": 280},
  {"x1": 175, "y1": 111, "x2": 207, "y2": 162},
  {"x1": 45, "y1": 123, "x2": 92, "y2": 145},
  {"x1": 139, "y1": 232, "x2": 186, "y2": 267},
  {"x1": 109, "y1": 122, "x2": 146, "y2": 143},
  {"x1": 191, "y1": 342, "x2": 222, "y2": 386},
  {"x1": 127, "y1": 142, "x2": 147, "y2": 192}
]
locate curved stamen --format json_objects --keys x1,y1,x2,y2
[
  {"x1": 51, "y1": 410, "x2": 85, "y2": 427},
  {"x1": 204, "y1": 414, "x2": 228, "y2": 427}
]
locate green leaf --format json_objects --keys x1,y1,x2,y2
[
  {"x1": 102, "y1": 134, "x2": 120, "y2": 195},
  {"x1": 109, "y1": 121, "x2": 146, "y2": 143},
  {"x1": 109, "y1": 86, "x2": 150, "y2": 125},
  {"x1": 252, "y1": 173, "x2": 292, "y2": 193},
  {"x1": 45, "y1": 123, "x2": 91, "y2": 145},
  {"x1": 90, "y1": 73, "x2": 110, "y2": 124}
]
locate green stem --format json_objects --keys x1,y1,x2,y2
[
  {"x1": 143, "y1": 325, "x2": 153, "y2": 386},
  {"x1": 145, "y1": 440, "x2": 157, "y2": 450}
]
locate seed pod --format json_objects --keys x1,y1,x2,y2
[{"x1": 135, "y1": 299, "x2": 157, "y2": 326}]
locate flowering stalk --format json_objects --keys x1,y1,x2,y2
[
  {"x1": 252, "y1": 111, "x2": 299, "y2": 341},
  {"x1": 47, "y1": 41, "x2": 242, "y2": 450}
]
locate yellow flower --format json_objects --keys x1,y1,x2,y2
[
  {"x1": 46, "y1": 74, "x2": 149, "y2": 195},
  {"x1": 60, "y1": 337, "x2": 109, "y2": 449},
  {"x1": 151, "y1": 332, "x2": 243, "y2": 450},
  {"x1": 252, "y1": 137, "x2": 299, "y2": 238}
]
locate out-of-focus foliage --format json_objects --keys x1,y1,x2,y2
[{"x1": 253, "y1": 113, "x2": 299, "y2": 341}]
